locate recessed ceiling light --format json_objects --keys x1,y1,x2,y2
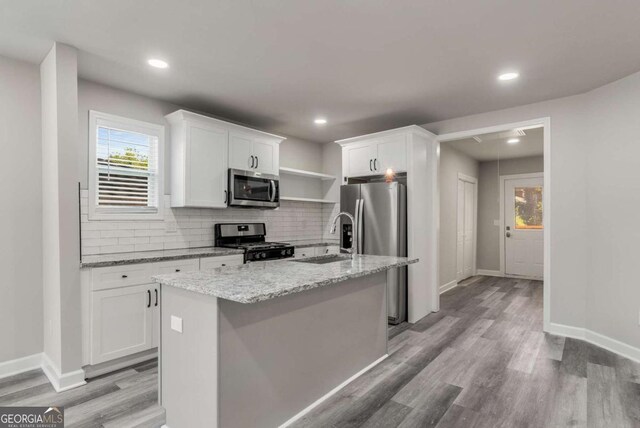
[
  {"x1": 507, "y1": 138, "x2": 520, "y2": 144},
  {"x1": 148, "y1": 58, "x2": 169, "y2": 69},
  {"x1": 498, "y1": 72, "x2": 519, "y2": 81},
  {"x1": 314, "y1": 118, "x2": 327, "y2": 125}
]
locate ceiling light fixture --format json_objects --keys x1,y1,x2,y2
[
  {"x1": 148, "y1": 58, "x2": 169, "y2": 69},
  {"x1": 507, "y1": 138, "x2": 520, "y2": 144},
  {"x1": 498, "y1": 72, "x2": 519, "y2": 81},
  {"x1": 314, "y1": 118, "x2": 327, "y2": 125}
]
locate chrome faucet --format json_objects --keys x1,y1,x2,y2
[{"x1": 329, "y1": 212, "x2": 358, "y2": 259}]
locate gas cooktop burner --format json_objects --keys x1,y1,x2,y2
[{"x1": 214, "y1": 223, "x2": 295, "y2": 262}]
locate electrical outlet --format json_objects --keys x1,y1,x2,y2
[
  {"x1": 171, "y1": 315, "x2": 183, "y2": 333},
  {"x1": 165, "y1": 222, "x2": 177, "y2": 233}
]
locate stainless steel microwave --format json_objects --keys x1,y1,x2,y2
[{"x1": 228, "y1": 169, "x2": 280, "y2": 209}]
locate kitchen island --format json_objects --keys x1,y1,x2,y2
[{"x1": 153, "y1": 254, "x2": 418, "y2": 428}]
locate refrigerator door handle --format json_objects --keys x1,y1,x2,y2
[
  {"x1": 354, "y1": 199, "x2": 361, "y2": 252},
  {"x1": 357, "y1": 198, "x2": 364, "y2": 254}
]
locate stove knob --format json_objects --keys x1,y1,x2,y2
[
  {"x1": 261, "y1": 252, "x2": 267, "y2": 259},
  {"x1": 281, "y1": 250, "x2": 286, "y2": 255}
]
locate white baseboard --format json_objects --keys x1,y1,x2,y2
[
  {"x1": 41, "y1": 353, "x2": 86, "y2": 392},
  {"x1": 0, "y1": 353, "x2": 43, "y2": 380},
  {"x1": 476, "y1": 269, "x2": 503, "y2": 277},
  {"x1": 279, "y1": 354, "x2": 388, "y2": 428},
  {"x1": 439, "y1": 280, "x2": 458, "y2": 294},
  {"x1": 547, "y1": 323, "x2": 640, "y2": 364}
]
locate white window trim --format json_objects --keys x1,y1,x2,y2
[{"x1": 88, "y1": 110, "x2": 165, "y2": 221}]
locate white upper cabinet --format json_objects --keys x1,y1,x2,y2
[
  {"x1": 229, "y1": 130, "x2": 280, "y2": 175},
  {"x1": 344, "y1": 142, "x2": 378, "y2": 177},
  {"x1": 339, "y1": 134, "x2": 408, "y2": 178},
  {"x1": 167, "y1": 110, "x2": 284, "y2": 208},
  {"x1": 377, "y1": 135, "x2": 407, "y2": 173}
]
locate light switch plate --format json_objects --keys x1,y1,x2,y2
[{"x1": 171, "y1": 315, "x2": 183, "y2": 333}]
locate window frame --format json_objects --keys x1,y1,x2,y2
[{"x1": 88, "y1": 110, "x2": 165, "y2": 221}]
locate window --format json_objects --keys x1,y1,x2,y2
[
  {"x1": 514, "y1": 186, "x2": 543, "y2": 229},
  {"x1": 88, "y1": 111, "x2": 164, "y2": 220}
]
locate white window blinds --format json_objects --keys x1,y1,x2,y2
[{"x1": 89, "y1": 111, "x2": 163, "y2": 219}]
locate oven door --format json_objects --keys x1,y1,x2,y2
[{"x1": 228, "y1": 169, "x2": 280, "y2": 208}]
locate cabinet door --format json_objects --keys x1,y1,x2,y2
[
  {"x1": 252, "y1": 140, "x2": 278, "y2": 175},
  {"x1": 377, "y1": 135, "x2": 407, "y2": 173},
  {"x1": 186, "y1": 123, "x2": 228, "y2": 207},
  {"x1": 344, "y1": 143, "x2": 377, "y2": 177},
  {"x1": 90, "y1": 285, "x2": 153, "y2": 364},
  {"x1": 229, "y1": 132, "x2": 255, "y2": 170}
]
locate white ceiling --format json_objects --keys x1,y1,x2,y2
[
  {"x1": 1, "y1": 1, "x2": 640, "y2": 143},
  {"x1": 444, "y1": 127, "x2": 543, "y2": 161}
]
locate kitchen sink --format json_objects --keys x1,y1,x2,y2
[{"x1": 291, "y1": 254, "x2": 352, "y2": 265}]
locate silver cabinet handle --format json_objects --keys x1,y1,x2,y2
[
  {"x1": 255, "y1": 156, "x2": 259, "y2": 169},
  {"x1": 374, "y1": 158, "x2": 378, "y2": 171},
  {"x1": 224, "y1": 190, "x2": 228, "y2": 204},
  {"x1": 369, "y1": 159, "x2": 373, "y2": 171},
  {"x1": 250, "y1": 155, "x2": 255, "y2": 168}
]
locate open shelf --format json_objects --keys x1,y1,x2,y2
[
  {"x1": 279, "y1": 167, "x2": 336, "y2": 180},
  {"x1": 280, "y1": 196, "x2": 337, "y2": 204}
]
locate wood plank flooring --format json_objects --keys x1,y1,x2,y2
[
  {"x1": 294, "y1": 276, "x2": 640, "y2": 428},
  {"x1": 1, "y1": 276, "x2": 639, "y2": 427},
  {"x1": 0, "y1": 359, "x2": 163, "y2": 428}
]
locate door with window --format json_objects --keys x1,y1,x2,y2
[
  {"x1": 504, "y1": 176, "x2": 543, "y2": 278},
  {"x1": 456, "y1": 175, "x2": 476, "y2": 281}
]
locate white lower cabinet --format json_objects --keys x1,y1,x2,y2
[
  {"x1": 84, "y1": 254, "x2": 244, "y2": 367},
  {"x1": 90, "y1": 284, "x2": 155, "y2": 365}
]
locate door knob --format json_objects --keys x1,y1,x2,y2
[{"x1": 506, "y1": 232, "x2": 511, "y2": 238}]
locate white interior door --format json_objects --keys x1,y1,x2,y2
[
  {"x1": 456, "y1": 175, "x2": 476, "y2": 281},
  {"x1": 504, "y1": 176, "x2": 544, "y2": 278}
]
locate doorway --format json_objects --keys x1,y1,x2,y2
[
  {"x1": 456, "y1": 174, "x2": 477, "y2": 282},
  {"x1": 502, "y1": 173, "x2": 543, "y2": 278},
  {"x1": 436, "y1": 117, "x2": 550, "y2": 330}
]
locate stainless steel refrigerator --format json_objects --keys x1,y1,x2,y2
[{"x1": 340, "y1": 182, "x2": 407, "y2": 324}]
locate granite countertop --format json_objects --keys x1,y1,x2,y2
[
  {"x1": 286, "y1": 239, "x2": 340, "y2": 248},
  {"x1": 80, "y1": 247, "x2": 244, "y2": 268},
  {"x1": 153, "y1": 254, "x2": 418, "y2": 304},
  {"x1": 80, "y1": 240, "x2": 340, "y2": 268}
]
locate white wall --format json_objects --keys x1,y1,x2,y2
[
  {"x1": 477, "y1": 156, "x2": 543, "y2": 271},
  {"x1": 425, "y1": 71, "x2": 640, "y2": 352},
  {"x1": 438, "y1": 144, "x2": 479, "y2": 287},
  {"x1": 77, "y1": 79, "x2": 333, "y2": 256},
  {"x1": 585, "y1": 71, "x2": 640, "y2": 350},
  {"x1": 0, "y1": 55, "x2": 43, "y2": 363},
  {"x1": 41, "y1": 43, "x2": 83, "y2": 375},
  {"x1": 424, "y1": 92, "x2": 590, "y2": 331}
]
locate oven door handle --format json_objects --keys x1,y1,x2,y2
[{"x1": 269, "y1": 180, "x2": 276, "y2": 202}]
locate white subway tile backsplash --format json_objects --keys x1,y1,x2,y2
[{"x1": 80, "y1": 193, "x2": 332, "y2": 256}]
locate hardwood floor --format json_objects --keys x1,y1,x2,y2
[
  {"x1": 294, "y1": 276, "x2": 640, "y2": 428},
  {"x1": 0, "y1": 359, "x2": 164, "y2": 428},
  {"x1": 1, "y1": 276, "x2": 639, "y2": 427}
]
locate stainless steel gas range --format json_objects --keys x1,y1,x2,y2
[{"x1": 214, "y1": 223, "x2": 294, "y2": 262}]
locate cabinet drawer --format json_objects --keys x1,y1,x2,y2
[
  {"x1": 200, "y1": 255, "x2": 244, "y2": 270},
  {"x1": 91, "y1": 264, "x2": 153, "y2": 291},
  {"x1": 153, "y1": 259, "x2": 200, "y2": 275}
]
